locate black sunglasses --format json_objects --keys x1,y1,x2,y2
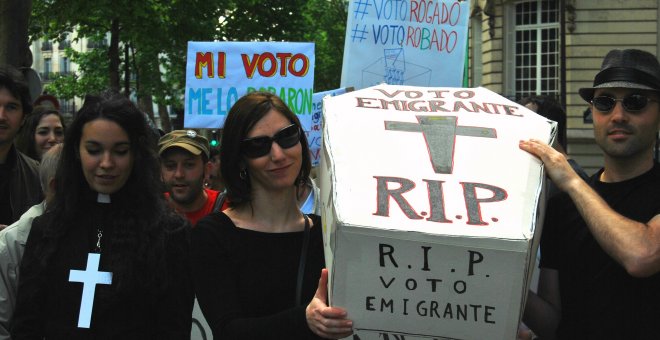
[
  {"x1": 591, "y1": 94, "x2": 658, "y2": 113},
  {"x1": 241, "y1": 124, "x2": 301, "y2": 158}
]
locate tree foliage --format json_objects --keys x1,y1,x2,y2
[
  {"x1": 45, "y1": 47, "x2": 108, "y2": 99},
  {"x1": 220, "y1": 0, "x2": 347, "y2": 91},
  {"x1": 220, "y1": 0, "x2": 309, "y2": 41},
  {"x1": 302, "y1": 0, "x2": 347, "y2": 91},
  {"x1": 29, "y1": 0, "x2": 348, "y2": 114},
  {"x1": 30, "y1": 0, "x2": 224, "y2": 129}
]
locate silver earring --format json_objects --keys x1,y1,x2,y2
[{"x1": 239, "y1": 169, "x2": 247, "y2": 180}]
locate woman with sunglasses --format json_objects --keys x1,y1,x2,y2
[
  {"x1": 191, "y1": 92, "x2": 353, "y2": 340},
  {"x1": 11, "y1": 92, "x2": 194, "y2": 338}
]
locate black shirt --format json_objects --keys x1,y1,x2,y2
[
  {"x1": 540, "y1": 164, "x2": 660, "y2": 339},
  {"x1": 191, "y1": 212, "x2": 324, "y2": 340},
  {"x1": 0, "y1": 161, "x2": 12, "y2": 225}
]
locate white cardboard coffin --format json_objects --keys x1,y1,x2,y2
[{"x1": 319, "y1": 84, "x2": 555, "y2": 340}]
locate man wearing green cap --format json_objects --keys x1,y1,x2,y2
[
  {"x1": 520, "y1": 49, "x2": 660, "y2": 339},
  {"x1": 159, "y1": 130, "x2": 224, "y2": 226}
]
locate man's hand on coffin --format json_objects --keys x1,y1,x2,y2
[{"x1": 519, "y1": 139, "x2": 583, "y2": 193}]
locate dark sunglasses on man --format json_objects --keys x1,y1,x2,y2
[
  {"x1": 241, "y1": 124, "x2": 301, "y2": 158},
  {"x1": 591, "y1": 93, "x2": 658, "y2": 113}
]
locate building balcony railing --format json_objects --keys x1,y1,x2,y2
[
  {"x1": 59, "y1": 100, "x2": 76, "y2": 116},
  {"x1": 41, "y1": 41, "x2": 52, "y2": 51},
  {"x1": 40, "y1": 71, "x2": 73, "y2": 81},
  {"x1": 59, "y1": 40, "x2": 71, "y2": 49},
  {"x1": 87, "y1": 39, "x2": 107, "y2": 49}
]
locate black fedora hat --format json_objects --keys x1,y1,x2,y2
[{"x1": 578, "y1": 49, "x2": 660, "y2": 102}]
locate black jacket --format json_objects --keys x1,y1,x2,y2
[
  {"x1": 12, "y1": 205, "x2": 194, "y2": 339},
  {"x1": 8, "y1": 145, "x2": 42, "y2": 224}
]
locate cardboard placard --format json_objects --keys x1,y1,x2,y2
[
  {"x1": 184, "y1": 41, "x2": 315, "y2": 129},
  {"x1": 309, "y1": 88, "x2": 352, "y2": 166},
  {"x1": 340, "y1": 0, "x2": 469, "y2": 90}
]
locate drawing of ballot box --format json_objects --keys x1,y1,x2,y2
[{"x1": 361, "y1": 49, "x2": 432, "y2": 87}]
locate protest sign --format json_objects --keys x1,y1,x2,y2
[
  {"x1": 184, "y1": 41, "x2": 315, "y2": 129},
  {"x1": 340, "y1": 0, "x2": 469, "y2": 90},
  {"x1": 309, "y1": 87, "x2": 351, "y2": 167},
  {"x1": 319, "y1": 84, "x2": 555, "y2": 339}
]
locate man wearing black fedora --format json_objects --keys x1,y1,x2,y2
[{"x1": 520, "y1": 49, "x2": 660, "y2": 339}]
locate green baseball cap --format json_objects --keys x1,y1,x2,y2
[{"x1": 158, "y1": 130, "x2": 210, "y2": 158}]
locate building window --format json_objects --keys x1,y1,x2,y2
[
  {"x1": 470, "y1": 14, "x2": 483, "y2": 87},
  {"x1": 60, "y1": 99, "x2": 75, "y2": 115},
  {"x1": 87, "y1": 38, "x2": 107, "y2": 49},
  {"x1": 41, "y1": 40, "x2": 52, "y2": 51},
  {"x1": 513, "y1": 0, "x2": 560, "y2": 100},
  {"x1": 60, "y1": 57, "x2": 70, "y2": 75},
  {"x1": 42, "y1": 58, "x2": 52, "y2": 80},
  {"x1": 59, "y1": 33, "x2": 71, "y2": 49}
]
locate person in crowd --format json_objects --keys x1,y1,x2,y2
[
  {"x1": 516, "y1": 95, "x2": 590, "y2": 339},
  {"x1": 159, "y1": 129, "x2": 224, "y2": 226},
  {"x1": 0, "y1": 65, "x2": 42, "y2": 229},
  {"x1": 0, "y1": 144, "x2": 62, "y2": 339},
  {"x1": 520, "y1": 49, "x2": 660, "y2": 339},
  {"x1": 298, "y1": 176, "x2": 320, "y2": 215},
  {"x1": 519, "y1": 95, "x2": 589, "y2": 197},
  {"x1": 15, "y1": 105, "x2": 65, "y2": 161},
  {"x1": 191, "y1": 92, "x2": 353, "y2": 340},
  {"x1": 11, "y1": 92, "x2": 194, "y2": 339},
  {"x1": 205, "y1": 146, "x2": 226, "y2": 192}
]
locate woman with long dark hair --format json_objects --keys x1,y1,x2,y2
[
  {"x1": 191, "y1": 92, "x2": 353, "y2": 339},
  {"x1": 15, "y1": 105, "x2": 65, "y2": 161},
  {"x1": 11, "y1": 92, "x2": 194, "y2": 339}
]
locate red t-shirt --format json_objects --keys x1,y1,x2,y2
[{"x1": 165, "y1": 188, "x2": 219, "y2": 226}]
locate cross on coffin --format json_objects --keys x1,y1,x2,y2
[{"x1": 385, "y1": 115, "x2": 497, "y2": 174}]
